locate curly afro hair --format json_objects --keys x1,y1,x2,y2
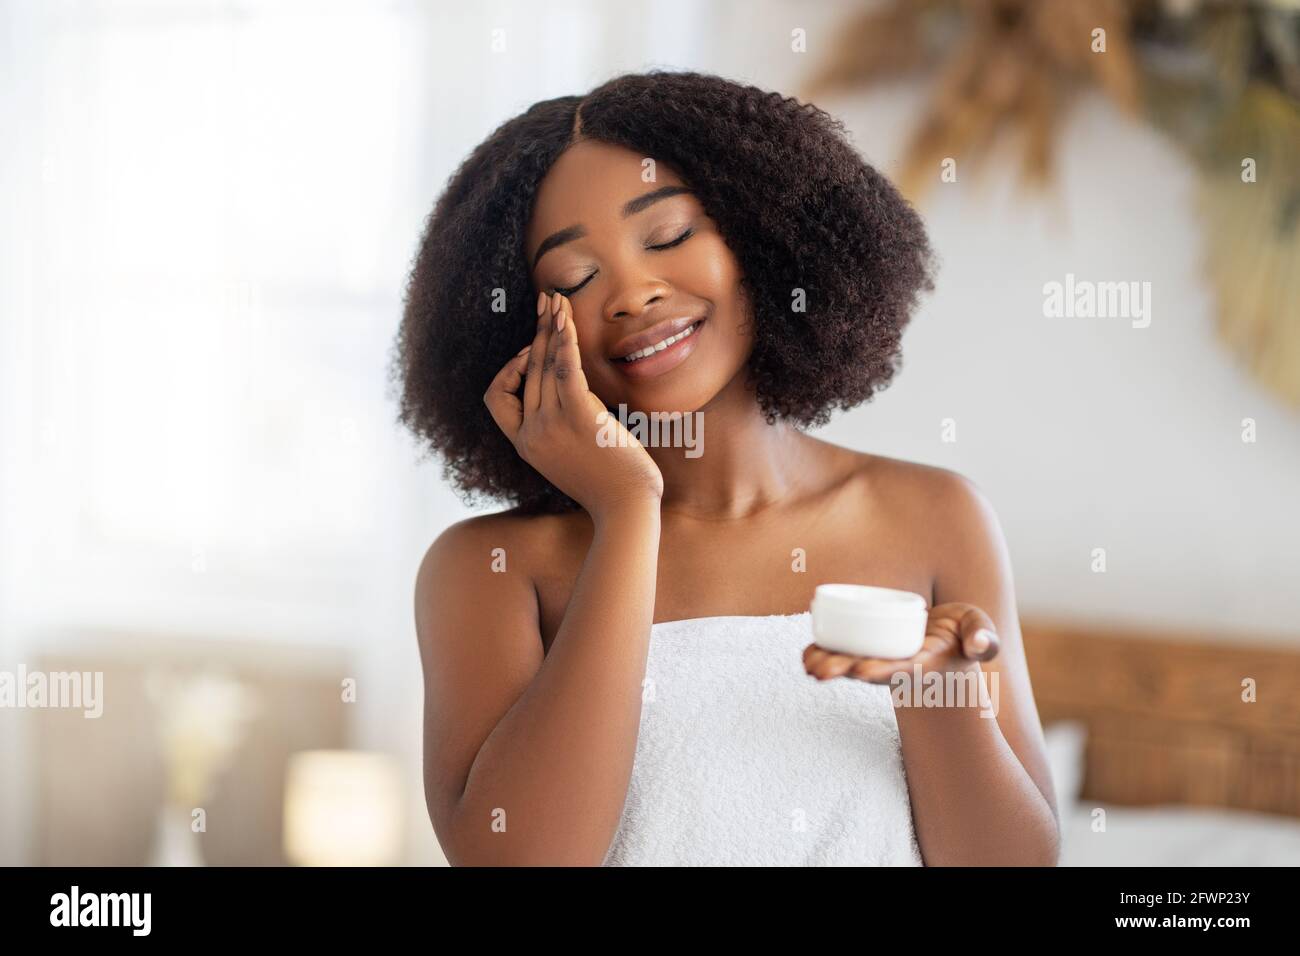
[{"x1": 393, "y1": 69, "x2": 935, "y2": 515}]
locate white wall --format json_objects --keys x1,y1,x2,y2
[{"x1": 814, "y1": 87, "x2": 1300, "y2": 645}]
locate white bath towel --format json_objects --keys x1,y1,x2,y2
[{"x1": 601, "y1": 611, "x2": 924, "y2": 866}]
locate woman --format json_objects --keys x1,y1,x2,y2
[{"x1": 394, "y1": 70, "x2": 1060, "y2": 866}]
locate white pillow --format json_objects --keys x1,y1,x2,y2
[{"x1": 1043, "y1": 719, "x2": 1088, "y2": 815}]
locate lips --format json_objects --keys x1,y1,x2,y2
[
  {"x1": 611, "y1": 318, "x2": 704, "y2": 381},
  {"x1": 608, "y1": 316, "x2": 705, "y2": 361}
]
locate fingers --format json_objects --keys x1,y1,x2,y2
[
  {"x1": 483, "y1": 344, "x2": 533, "y2": 439},
  {"x1": 803, "y1": 645, "x2": 900, "y2": 684},
  {"x1": 523, "y1": 291, "x2": 552, "y2": 414},
  {"x1": 540, "y1": 291, "x2": 565, "y2": 411},
  {"x1": 956, "y1": 606, "x2": 1000, "y2": 662},
  {"x1": 920, "y1": 600, "x2": 998, "y2": 660},
  {"x1": 550, "y1": 294, "x2": 591, "y2": 410},
  {"x1": 802, "y1": 600, "x2": 1001, "y2": 686},
  {"x1": 804, "y1": 602, "x2": 1000, "y2": 684}
]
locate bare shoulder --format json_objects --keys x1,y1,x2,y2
[
  {"x1": 417, "y1": 507, "x2": 537, "y2": 591},
  {"x1": 815, "y1": 443, "x2": 1005, "y2": 590},
  {"x1": 413, "y1": 506, "x2": 579, "y2": 647},
  {"x1": 417, "y1": 503, "x2": 585, "y2": 573},
  {"x1": 859, "y1": 454, "x2": 1012, "y2": 599},
  {"x1": 828, "y1": 444, "x2": 992, "y2": 520}
]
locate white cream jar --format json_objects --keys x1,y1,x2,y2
[{"x1": 810, "y1": 584, "x2": 929, "y2": 659}]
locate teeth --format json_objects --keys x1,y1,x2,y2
[{"x1": 621, "y1": 322, "x2": 700, "y2": 363}]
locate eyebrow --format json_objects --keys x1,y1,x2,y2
[{"x1": 531, "y1": 185, "x2": 694, "y2": 270}]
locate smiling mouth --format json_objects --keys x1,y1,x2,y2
[{"x1": 616, "y1": 320, "x2": 704, "y2": 364}]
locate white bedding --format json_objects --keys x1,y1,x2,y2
[
  {"x1": 1061, "y1": 802, "x2": 1300, "y2": 866},
  {"x1": 1045, "y1": 721, "x2": 1300, "y2": 867}
]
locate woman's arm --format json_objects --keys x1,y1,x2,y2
[
  {"x1": 417, "y1": 291, "x2": 666, "y2": 865},
  {"x1": 895, "y1": 471, "x2": 1061, "y2": 866},
  {"x1": 415, "y1": 500, "x2": 661, "y2": 866}
]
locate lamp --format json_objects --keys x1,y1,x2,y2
[{"x1": 283, "y1": 750, "x2": 404, "y2": 866}]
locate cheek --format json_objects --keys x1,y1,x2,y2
[
  {"x1": 683, "y1": 236, "x2": 744, "y2": 296},
  {"x1": 689, "y1": 240, "x2": 752, "y2": 348}
]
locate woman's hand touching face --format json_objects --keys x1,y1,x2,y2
[{"x1": 483, "y1": 291, "x2": 664, "y2": 521}]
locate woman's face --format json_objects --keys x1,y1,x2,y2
[{"x1": 524, "y1": 139, "x2": 753, "y2": 415}]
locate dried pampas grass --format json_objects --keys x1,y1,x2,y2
[{"x1": 801, "y1": 0, "x2": 1300, "y2": 410}]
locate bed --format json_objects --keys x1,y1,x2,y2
[{"x1": 1025, "y1": 616, "x2": 1300, "y2": 866}]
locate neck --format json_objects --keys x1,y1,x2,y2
[{"x1": 644, "y1": 375, "x2": 813, "y2": 521}]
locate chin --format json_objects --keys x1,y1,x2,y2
[{"x1": 604, "y1": 376, "x2": 722, "y2": 417}]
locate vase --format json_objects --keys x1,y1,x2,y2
[{"x1": 148, "y1": 802, "x2": 204, "y2": 867}]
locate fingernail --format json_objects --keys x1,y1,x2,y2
[
  {"x1": 550, "y1": 292, "x2": 561, "y2": 314},
  {"x1": 556, "y1": 303, "x2": 566, "y2": 332},
  {"x1": 971, "y1": 630, "x2": 992, "y2": 652},
  {"x1": 537, "y1": 292, "x2": 547, "y2": 316},
  {"x1": 517, "y1": 344, "x2": 531, "y2": 355}
]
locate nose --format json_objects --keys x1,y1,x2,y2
[{"x1": 603, "y1": 275, "x2": 671, "y2": 323}]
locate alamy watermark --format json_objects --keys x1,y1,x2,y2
[
  {"x1": 597, "y1": 404, "x2": 704, "y2": 458},
  {"x1": 1043, "y1": 273, "x2": 1151, "y2": 329},
  {"x1": 1, "y1": 665, "x2": 103, "y2": 718},
  {"x1": 890, "y1": 664, "x2": 999, "y2": 719},
  {"x1": 50, "y1": 886, "x2": 150, "y2": 935}
]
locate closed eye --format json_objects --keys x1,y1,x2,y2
[
  {"x1": 551, "y1": 275, "x2": 594, "y2": 297},
  {"x1": 649, "y1": 227, "x2": 694, "y2": 251},
  {"x1": 548, "y1": 228, "x2": 695, "y2": 297}
]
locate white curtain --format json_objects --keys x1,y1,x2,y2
[{"x1": 0, "y1": 0, "x2": 718, "y2": 865}]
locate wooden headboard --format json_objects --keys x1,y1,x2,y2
[{"x1": 1022, "y1": 617, "x2": 1300, "y2": 819}]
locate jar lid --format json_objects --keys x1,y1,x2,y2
[{"x1": 811, "y1": 583, "x2": 928, "y2": 618}]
